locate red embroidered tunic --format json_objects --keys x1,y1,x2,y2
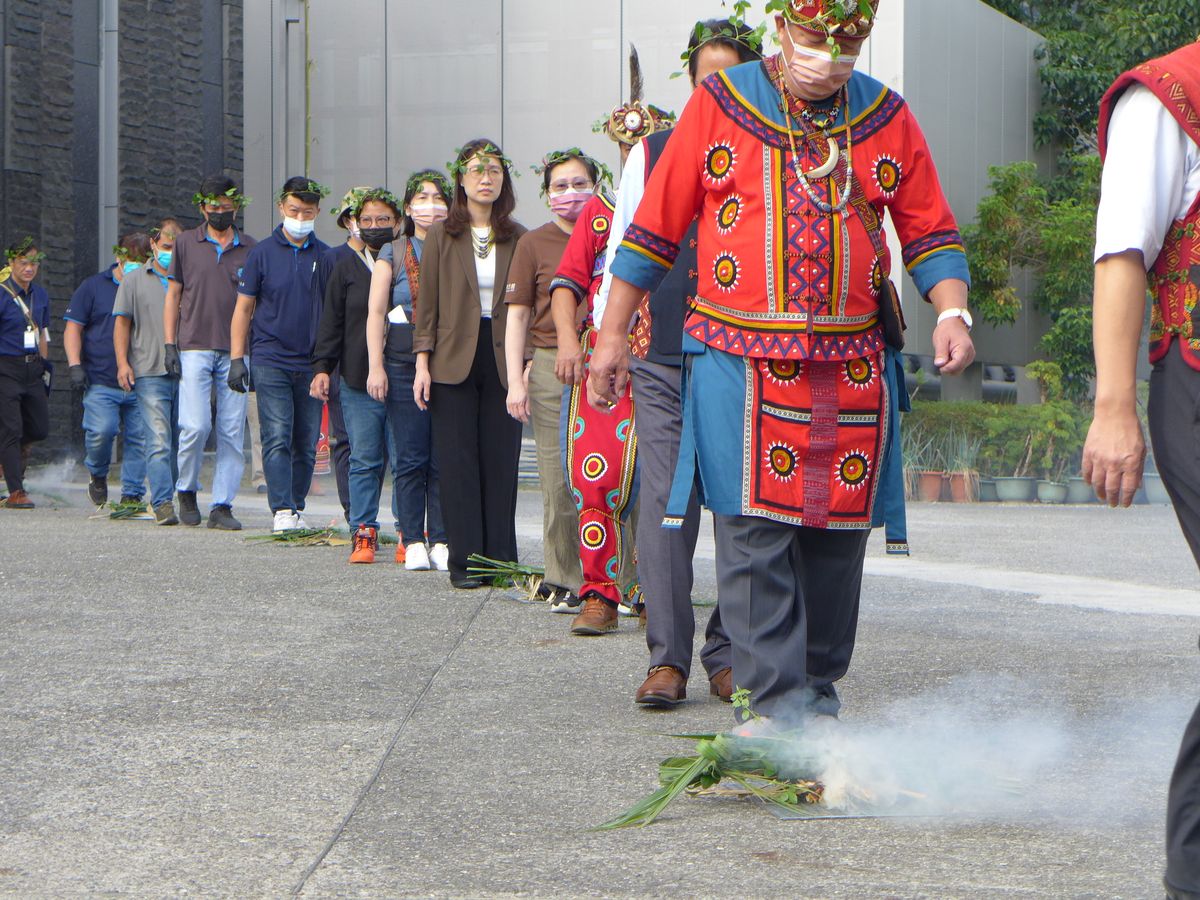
[
  {"x1": 1100, "y1": 43, "x2": 1200, "y2": 371},
  {"x1": 550, "y1": 191, "x2": 616, "y2": 323}
]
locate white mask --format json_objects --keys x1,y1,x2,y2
[{"x1": 283, "y1": 217, "x2": 316, "y2": 239}]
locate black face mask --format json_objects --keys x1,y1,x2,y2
[
  {"x1": 360, "y1": 227, "x2": 394, "y2": 250},
  {"x1": 206, "y1": 210, "x2": 236, "y2": 232}
]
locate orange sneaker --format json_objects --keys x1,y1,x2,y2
[
  {"x1": 349, "y1": 525, "x2": 377, "y2": 564},
  {"x1": 394, "y1": 541, "x2": 406, "y2": 564}
]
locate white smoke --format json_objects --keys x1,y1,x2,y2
[{"x1": 757, "y1": 675, "x2": 1189, "y2": 822}]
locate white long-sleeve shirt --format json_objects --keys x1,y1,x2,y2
[
  {"x1": 1095, "y1": 84, "x2": 1200, "y2": 267},
  {"x1": 593, "y1": 141, "x2": 648, "y2": 331}
]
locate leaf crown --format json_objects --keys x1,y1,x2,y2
[
  {"x1": 532, "y1": 148, "x2": 614, "y2": 193},
  {"x1": 5, "y1": 236, "x2": 45, "y2": 262},
  {"x1": 404, "y1": 170, "x2": 453, "y2": 202},
  {"x1": 353, "y1": 187, "x2": 403, "y2": 217},
  {"x1": 191, "y1": 186, "x2": 251, "y2": 208},
  {"x1": 447, "y1": 142, "x2": 518, "y2": 180},
  {"x1": 766, "y1": 0, "x2": 878, "y2": 56},
  {"x1": 276, "y1": 178, "x2": 331, "y2": 204},
  {"x1": 675, "y1": 3, "x2": 767, "y2": 78}
]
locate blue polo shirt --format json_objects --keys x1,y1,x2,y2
[
  {"x1": 64, "y1": 266, "x2": 122, "y2": 386},
  {"x1": 0, "y1": 276, "x2": 50, "y2": 357},
  {"x1": 238, "y1": 225, "x2": 329, "y2": 372}
]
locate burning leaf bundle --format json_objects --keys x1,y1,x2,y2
[{"x1": 98, "y1": 500, "x2": 151, "y2": 520}]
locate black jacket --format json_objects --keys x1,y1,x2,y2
[{"x1": 312, "y1": 251, "x2": 374, "y2": 390}]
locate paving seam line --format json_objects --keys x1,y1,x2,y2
[{"x1": 291, "y1": 588, "x2": 493, "y2": 895}]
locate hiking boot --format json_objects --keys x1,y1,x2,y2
[
  {"x1": 88, "y1": 475, "x2": 108, "y2": 506},
  {"x1": 206, "y1": 504, "x2": 242, "y2": 531},
  {"x1": 570, "y1": 594, "x2": 619, "y2": 636},
  {"x1": 404, "y1": 541, "x2": 431, "y2": 571},
  {"x1": 178, "y1": 491, "x2": 201, "y2": 527},
  {"x1": 3, "y1": 489, "x2": 34, "y2": 509},
  {"x1": 350, "y1": 525, "x2": 377, "y2": 564},
  {"x1": 153, "y1": 501, "x2": 179, "y2": 526}
]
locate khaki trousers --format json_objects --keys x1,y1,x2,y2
[{"x1": 529, "y1": 347, "x2": 582, "y2": 593}]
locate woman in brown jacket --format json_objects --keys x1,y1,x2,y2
[{"x1": 413, "y1": 139, "x2": 527, "y2": 588}]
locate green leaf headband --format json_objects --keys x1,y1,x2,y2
[
  {"x1": 5, "y1": 236, "x2": 45, "y2": 262},
  {"x1": 674, "y1": 5, "x2": 767, "y2": 79},
  {"x1": 532, "y1": 148, "x2": 614, "y2": 193},
  {"x1": 276, "y1": 178, "x2": 331, "y2": 204},
  {"x1": 191, "y1": 186, "x2": 251, "y2": 208},
  {"x1": 447, "y1": 142, "x2": 518, "y2": 180},
  {"x1": 765, "y1": 0, "x2": 877, "y2": 57},
  {"x1": 404, "y1": 171, "x2": 453, "y2": 202},
  {"x1": 353, "y1": 187, "x2": 403, "y2": 216}
]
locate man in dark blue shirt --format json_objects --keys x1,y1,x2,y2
[
  {"x1": 64, "y1": 233, "x2": 150, "y2": 506},
  {"x1": 231, "y1": 176, "x2": 330, "y2": 532},
  {"x1": 0, "y1": 237, "x2": 51, "y2": 508}
]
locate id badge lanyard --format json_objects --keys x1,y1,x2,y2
[{"x1": 1, "y1": 281, "x2": 39, "y2": 351}]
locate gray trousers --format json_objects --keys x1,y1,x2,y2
[
  {"x1": 630, "y1": 356, "x2": 730, "y2": 679},
  {"x1": 1151, "y1": 347, "x2": 1200, "y2": 894},
  {"x1": 714, "y1": 514, "x2": 870, "y2": 719}
]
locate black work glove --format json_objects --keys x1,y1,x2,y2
[
  {"x1": 68, "y1": 364, "x2": 89, "y2": 391},
  {"x1": 227, "y1": 357, "x2": 249, "y2": 393},
  {"x1": 164, "y1": 344, "x2": 182, "y2": 379}
]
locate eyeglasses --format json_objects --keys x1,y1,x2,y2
[
  {"x1": 465, "y1": 165, "x2": 504, "y2": 180},
  {"x1": 357, "y1": 215, "x2": 395, "y2": 227},
  {"x1": 548, "y1": 179, "x2": 594, "y2": 196}
]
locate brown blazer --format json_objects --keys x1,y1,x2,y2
[{"x1": 412, "y1": 220, "x2": 527, "y2": 388}]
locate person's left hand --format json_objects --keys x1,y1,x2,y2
[
  {"x1": 586, "y1": 331, "x2": 629, "y2": 413},
  {"x1": 227, "y1": 357, "x2": 250, "y2": 393},
  {"x1": 69, "y1": 364, "x2": 89, "y2": 392},
  {"x1": 117, "y1": 362, "x2": 135, "y2": 392},
  {"x1": 310, "y1": 372, "x2": 330, "y2": 402},
  {"x1": 932, "y1": 319, "x2": 975, "y2": 375}
]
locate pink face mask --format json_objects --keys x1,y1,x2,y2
[
  {"x1": 549, "y1": 190, "x2": 592, "y2": 223},
  {"x1": 785, "y1": 25, "x2": 857, "y2": 101},
  {"x1": 408, "y1": 202, "x2": 448, "y2": 231}
]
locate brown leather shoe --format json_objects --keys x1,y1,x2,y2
[
  {"x1": 636, "y1": 666, "x2": 687, "y2": 708},
  {"x1": 3, "y1": 489, "x2": 34, "y2": 509},
  {"x1": 708, "y1": 666, "x2": 733, "y2": 702},
  {"x1": 570, "y1": 594, "x2": 619, "y2": 635}
]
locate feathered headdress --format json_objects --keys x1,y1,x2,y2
[{"x1": 596, "y1": 46, "x2": 676, "y2": 146}]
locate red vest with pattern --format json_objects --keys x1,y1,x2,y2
[{"x1": 1100, "y1": 42, "x2": 1200, "y2": 371}]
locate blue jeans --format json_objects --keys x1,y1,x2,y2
[
  {"x1": 177, "y1": 349, "x2": 247, "y2": 509},
  {"x1": 386, "y1": 360, "x2": 445, "y2": 544},
  {"x1": 134, "y1": 375, "x2": 179, "y2": 507},
  {"x1": 252, "y1": 364, "x2": 323, "y2": 513},
  {"x1": 339, "y1": 380, "x2": 393, "y2": 530},
  {"x1": 82, "y1": 384, "x2": 146, "y2": 498}
]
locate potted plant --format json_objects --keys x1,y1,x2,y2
[
  {"x1": 945, "y1": 431, "x2": 981, "y2": 503},
  {"x1": 902, "y1": 425, "x2": 944, "y2": 503}
]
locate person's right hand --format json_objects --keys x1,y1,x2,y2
[
  {"x1": 555, "y1": 343, "x2": 584, "y2": 385},
  {"x1": 69, "y1": 364, "x2": 89, "y2": 392},
  {"x1": 1082, "y1": 407, "x2": 1147, "y2": 507},
  {"x1": 366, "y1": 366, "x2": 389, "y2": 403},
  {"x1": 227, "y1": 357, "x2": 250, "y2": 393},
  {"x1": 413, "y1": 367, "x2": 432, "y2": 411},
  {"x1": 587, "y1": 331, "x2": 630, "y2": 412},
  {"x1": 310, "y1": 372, "x2": 330, "y2": 402},
  {"x1": 117, "y1": 362, "x2": 135, "y2": 392},
  {"x1": 506, "y1": 384, "x2": 530, "y2": 424},
  {"x1": 164, "y1": 344, "x2": 182, "y2": 379}
]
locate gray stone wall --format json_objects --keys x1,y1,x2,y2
[{"x1": 0, "y1": 0, "x2": 243, "y2": 454}]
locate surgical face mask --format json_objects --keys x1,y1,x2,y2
[
  {"x1": 360, "y1": 227, "x2": 395, "y2": 251},
  {"x1": 206, "y1": 209, "x2": 236, "y2": 232},
  {"x1": 283, "y1": 217, "x2": 316, "y2": 239},
  {"x1": 548, "y1": 190, "x2": 592, "y2": 223},
  {"x1": 408, "y1": 202, "x2": 448, "y2": 231},
  {"x1": 156, "y1": 250, "x2": 173, "y2": 269},
  {"x1": 784, "y1": 25, "x2": 857, "y2": 100},
  {"x1": 347, "y1": 220, "x2": 361, "y2": 240},
  {"x1": 122, "y1": 261, "x2": 140, "y2": 275}
]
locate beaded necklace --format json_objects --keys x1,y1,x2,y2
[
  {"x1": 777, "y1": 71, "x2": 853, "y2": 216},
  {"x1": 471, "y1": 226, "x2": 495, "y2": 259}
]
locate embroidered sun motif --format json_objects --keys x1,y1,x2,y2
[
  {"x1": 581, "y1": 453, "x2": 609, "y2": 482},
  {"x1": 835, "y1": 451, "x2": 872, "y2": 491},
  {"x1": 591, "y1": 215, "x2": 610, "y2": 235},
  {"x1": 868, "y1": 259, "x2": 885, "y2": 297},
  {"x1": 872, "y1": 155, "x2": 902, "y2": 199},
  {"x1": 704, "y1": 143, "x2": 737, "y2": 185},
  {"x1": 581, "y1": 521, "x2": 608, "y2": 550},
  {"x1": 764, "y1": 358, "x2": 804, "y2": 385},
  {"x1": 716, "y1": 194, "x2": 743, "y2": 236},
  {"x1": 843, "y1": 357, "x2": 876, "y2": 390},
  {"x1": 713, "y1": 252, "x2": 741, "y2": 292},
  {"x1": 765, "y1": 443, "x2": 800, "y2": 482}
]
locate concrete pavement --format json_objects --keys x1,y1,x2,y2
[{"x1": 1, "y1": 468, "x2": 1197, "y2": 898}]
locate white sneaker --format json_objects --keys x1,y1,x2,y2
[
  {"x1": 272, "y1": 510, "x2": 299, "y2": 533},
  {"x1": 429, "y1": 542, "x2": 450, "y2": 571},
  {"x1": 405, "y1": 541, "x2": 431, "y2": 571},
  {"x1": 293, "y1": 511, "x2": 309, "y2": 530}
]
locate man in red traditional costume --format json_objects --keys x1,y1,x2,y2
[
  {"x1": 1085, "y1": 38, "x2": 1200, "y2": 900},
  {"x1": 590, "y1": 0, "x2": 975, "y2": 721},
  {"x1": 548, "y1": 50, "x2": 674, "y2": 637}
]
